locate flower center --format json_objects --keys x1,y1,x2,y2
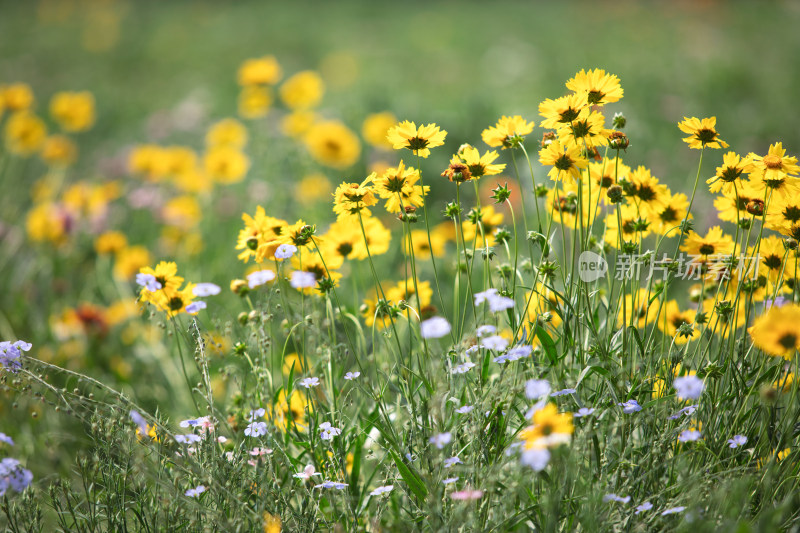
[
  {"x1": 695, "y1": 128, "x2": 717, "y2": 144},
  {"x1": 554, "y1": 154, "x2": 574, "y2": 171},
  {"x1": 778, "y1": 333, "x2": 798, "y2": 350},
  {"x1": 587, "y1": 90, "x2": 604, "y2": 105},
  {"x1": 407, "y1": 137, "x2": 429, "y2": 151},
  {"x1": 763, "y1": 154, "x2": 783, "y2": 169},
  {"x1": 699, "y1": 244, "x2": 715, "y2": 255}
]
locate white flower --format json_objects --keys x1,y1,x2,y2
[
  {"x1": 185, "y1": 485, "x2": 206, "y2": 498},
  {"x1": 291, "y1": 271, "x2": 317, "y2": 289},
  {"x1": 443, "y1": 456, "x2": 462, "y2": 468},
  {"x1": 603, "y1": 493, "x2": 631, "y2": 504},
  {"x1": 673, "y1": 375, "x2": 704, "y2": 400},
  {"x1": 574, "y1": 407, "x2": 595, "y2": 418},
  {"x1": 175, "y1": 434, "x2": 202, "y2": 444},
  {"x1": 455, "y1": 405, "x2": 474, "y2": 414},
  {"x1": 520, "y1": 448, "x2": 550, "y2": 471},
  {"x1": 727, "y1": 435, "x2": 747, "y2": 448},
  {"x1": 344, "y1": 371, "x2": 360, "y2": 380},
  {"x1": 678, "y1": 429, "x2": 702, "y2": 442},
  {"x1": 475, "y1": 325, "x2": 496, "y2": 337},
  {"x1": 661, "y1": 506, "x2": 686, "y2": 515},
  {"x1": 369, "y1": 485, "x2": 394, "y2": 496},
  {"x1": 619, "y1": 399, "x2": 642, "y2": 413},
  {"x1": 244, "y1": 421, "x2": 267, "y2": 437},
  {"x1": 442, "y1": 477, "x2": 459, "y2": 485},
  {"x1": 274, "y1": 244, "x2": 298, "y2": 260},
  {"x1": 192, "y1": 283, "x2": 221, "y2": 297},
  {"x1": 429, "y1": 432, "x2": 452, "y2": 449},
  {"x1": 481, "y1": 335, "x2": 508, "y2": 351},
  {"x1": 525, "y1": 379, "x2": 551, "y2": 400},
  {"x1": 294, "y1": 464, "x2": 321, "y2": 480},
  {"x1": 636, "y1": 502, "x2": 653, "y2": 514},
  {"x1": 247, "y1": 408, "x2": 266, "y2": 421},
  {"x1": 314, "y1": 481, "x2": 348, "y2": 490},
  {"x1": 185, "y1": 301, "x2": 207, "y2": 314},
  {"x1": 299, "y1": 377, "x2": 320, "y2": 388},
  {"x1": 452, "y1": 362, "x2": 476, "y2": 374},
  {"x1": 247, "y1": 269, "x2": 276, "y2": 288},
  {"x1": 319, "y1": 422, "x2": 342, "y2": 440},
  {"x1": 420, "y1": 316, "x2": 451, "y2": 339}
]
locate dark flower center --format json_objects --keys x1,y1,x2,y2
[
  {"x1": 695, "y1": 128, "x2": 718, "y2": 144},
  {"x1": 699, "y1": 244, "x2": 715, "y2": 255},
  {"x1": 778, "y1": 333, "x2": 798, "y2": 350},
  {"x1": 587, "y1": 90, "x2": 604, "y2": 105},
  {"x1": 554, "y1": 154, "x2": 574, "y2": 171},
  {"x1": 407, "y1": 137, "x2": 429, "y2": 151}
]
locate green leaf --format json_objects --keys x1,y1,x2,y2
[
  {"x1": 536, "y1": 326, "x2": 558, "y2": 364},
  {"x1": 390, "y1": 450, "x2": 427, "y2": 502}
]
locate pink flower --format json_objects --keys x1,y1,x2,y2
[{"x1": 450, "y1": 489, "x2": 484, "y2": 500}]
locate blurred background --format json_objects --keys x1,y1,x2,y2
[{"x1": 1, "y1": 0, "x2": 799, "y2": 475}]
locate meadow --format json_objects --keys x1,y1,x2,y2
[{"x1": 2, "y1": 1, "x2": 800, "y2": 531}]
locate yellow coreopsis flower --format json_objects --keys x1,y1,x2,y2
[
  {"x1": 26, "y1": 202, "x2": 69, "y2": 245},
  {"x1": 1, "y1": 83, "x2": 34, "y2": 111},
  {"x1": 50, "y1": 91, "x2": 95, "y2": 132},
  {"x1": 386, "y1": 278, "x2": 432, "y2": 312},
  {"x1": 625, "y1": 166, "x2": 670, "y2": 219},
  {"x1": 403, "y1": 228, "x2": 446, "y2": 258},
  {"x1": 458, "y1": 145, "x2": 506, "y2": 179},
  {"x1": 238, "y1": 55, "x2": 282, "y2": 86},
  {"x1": 4, "y1": 111, "x2": 47, "y2": 155},
  {"x1": 236, "y1": 206, "x2": 288, "y2": 263},
  {"x1": 538, "y1": 93, "x2": 587, "y2": 129},
  {"x1": 707, "y1": 151, "x2": 754, "y2": 194},
  {"x1": 371, "y1": 160, "x2": 428, "y2": 213},
  {"x1": 163, "y1": 195, "x2": 202, "y2": 230},
  {"x1": 128, "y1": 144, "x2": 171, "y2": 181},
  {"x1": 481, "y1": 115, "x2": 534, "y2": 149},
  {"x1": 680, "y1": 226, "x2": 735, "y2": 257},
  {"x1": 750, "y1": 142, "x2": 800, "y2": 183},
  {"x1": 386, "y1": 120, "x2": 447, "y2": 158},
  {"x1": 556, "y1": 109, "x2": 611, "y2": 150},
  {"x1": 113, "y1": 246, "x2": 151, "y2": 280},
  {"x1": 305, "y1": 120, "x2": 361, "y2": 169},
  {"x1": 565, "y1": 68, "x2": 624, "y2": 106},
  {"x1": 139, "y1": 261, "x2": 184, "y2": 297},
  {"x1": 203, "y1": 146, "x2": 250, "y2": 184},
  {"x1": 238, "y1": 86, "x2": 272, "y2": 119},
  {"x1": 538, "y1": 140, "x2": 588, "y2": 182},
  {"x1": 281, "y1": 110, "x2": 317, "y2": 138},
  {"x1": 657, "y1": 301, "x2": 700, "y2": 344},
  {"x1": 279, "y1": 70, "x2": 324, "y2": 110},
  {"x1": 206, "y1": 118, "x2": 248, "y2": 148},
  {"x1": 519, "y1": 403, "x2": 574, "y2": 449},
  {"x1": 604, "y1": 204, "x2": 651, "y2": 249},
  {"x1": 295, "y1": 173, "x2": 332, "y2": 205},
  {"x1": 94, "y1": 231, "x2": 128, "y2": 255},
  {"x1": 362, "y1": 111, "x2": 397, "y2": 148},
  {"x1": 462, "y1": 205, "x2": 504, "y2": 247},
  {"x1": 678, "y1": 116, "x2": 728, "y2": 150},
  {"x1": 749, "y1": 303, "x2": 800, "y2": 359},
  {"x1": 40, "y1": 134, "x2": 77, "y2": 167},
  {"x1": 617, "y1": 288, "x2": 659, "y2": 328},
  {"x1": 333, "y1": 179, "x2": 378, "y2": 221},
  {"x1": 650, "y1": 191, "x2": 690, "y2": 236}
]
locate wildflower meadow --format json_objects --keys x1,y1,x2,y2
[{"x1": 2, "y1": 2, "x2": 800, "y2": 532}]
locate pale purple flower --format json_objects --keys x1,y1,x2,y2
[
  {"x1": 452, "y1": 362, "x2": 476, "y2": 374},
  {"x1": 291, "y1": 271, "x2": 317, "y2": 289},
  {"x1": 673, "y1": 375, "x2": 704, "y2": 400},
  {"x1": 489, "y1": 295, "x2": 515, "y2": 312},
  {"x1": 442, "y1": 477, "x2": 459, "y2": 485},
  {"x1": 247, "y1": 269, "x2": 275, "y2": 288},
  {"x1": 185, "y1": 301, "x2": 206, "y2": 314},
  {"x1": 727, "y1": 435, "x2": 747, "y2": 448},
  {"x1": 429, "y1": 432, "x2": 452, "y2": 449},
  {"x1": 465, "y1": 345, "x2": 480, "y2": 356},
  {"x1": 192, "y1": 283, "x2": 221, "y2": 297},
  {"x1": 482, "y1": 335, "x2": 508, "y2": 351},
  {"x1": 175, "y1": 434, "x2": 202, "y2": 444},
  {"x1": 619, "y1": 399, "x2": 642, "y2": 413},
  {"x1": 504, "y1": 345, "x2": 532, "y2": 361},
  {"x1": 455, "y1": 405, "x2": 474, "y2": 414},
  {"x1": 0, "y1": 341, "x2": 31, "y2": 371},
  {"x1": 294, "y1": 464, "x2": 320, "y2": 480},
  {"x1": 0, "y1": 433, "x2": 14, "y2": 446},
  {"x1": 369, "y1": 485, "x2": 394, "y2": 496},
  {"x1": 299, "y1": 377, "x2": 320, "y2": 388},
  {"x1": 473, "y1": 289, "x2": 499, "y2": 306},
  {"x1": 135, "y1": 273, "x2": 162, "y2": 292},
  {"x1": 475, "y1": 325, "x2": 496, "y2": 337},
  {"x1": 678, "y1": 429, "x2": 702, "y2": 442},
  {"x1": 450, "y1": 489, "x2": 483, "y2": 500},
  {"x1": 244, "y1": 421, "x2": 267, "y2": 437},
  {"x1": 344, "y1": 371, "x2": 360, "y2": 380},
  {"x1": 247, "y1": 408, "x2": 266, "y2": 421},
  {"x1": 0, "y1": 459, "x2": 32, "y2": 495},
  {"x1": 274, "y1": 244, "x2": 297, "y2": 260},
  {"x1": 185, "y1": 485, "x2": 206, "y2": 498},
  {"x1": 319, "y1": 422, "x2": 342, "y2": 441},
  {"x1": 635, "y1": 502, "x2": 653, "y2": 514},
  {"x1": 661, "y1": 506, "x2": 686, "y2": 515},
  {"x1": 574, "y1": 407, "x2": 595, "y2": 417},
  {"x1": 420, "y1": 317, "x2": 451, "y2": 339},
  {"x1": 129, "y1": 410, "x2": 148, "y2": 435},
  {"x1": 525, "y1": 379, "x2": 551, "y2": 400},
  {"x1": 668, "y1": 404, "x2": 698, "y2": 420},
  {"x1": 520, "y1": 448, "x2": 550, "y2": 471},
  {"x1": 315, "y1": 481, "x2": 348, "y2": 490},
  {"x1": 603, "y1": 493, "x2": 631, "y2": 504},
  {"x1": 443, "y1": 456, "x2": 462, "y2": 468},
  {"x1": 550, "y1": 388, "x2": 576, "y2": 397}
]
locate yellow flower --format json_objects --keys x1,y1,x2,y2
[
  {"x1": 749, "y1": 235, "x2": 791, "y2": 284},
  {"x1": 556, "y1": 109, "x2": 611, "y2": 150},
  {"x1": 282, "y1": 352, "x2": 305, "y2": 375},
  {"x1": 128, "y1": 145, "x2": 172, "y2": 181},
  {"x1": 457, "y1": 145, "x2": 506, "y2": 179},
  {"x1": 604, "y1": 204, "x2": 651, "y2": 248},
  {"x1": 650, "y1": 191, "x2": 690, "y2": 236},
  {"x1": 4, "y1": 111, "x2": 47, "y2": 155},
  {"x1": 362, "y1": 111, "x2": 397, "y2": 148},
  {"x1": 26, "y1": 202, "x2": 68, "y2": 244},
  {"x1": 1, "y1": 83, "x2": 35, "y2": 111},
  {"x1": 238, "y1": 55, "x2": 282, "y2": 86},
  {"x1": 163, "y1": 195, "x2": 202, "y2": 230},
  {"x1": 238, "y1": 86, "x2": 272, "y2": 119},
  {"x1": 50, "y1": 91, "x2": 95, "y2": 132},
  {"x1": 538, "y1": 140, "x2": 588, "y2": 182},
  {"x1": 323, "y1": 216, "x2": 391, "y2": 261},
  {"x1": 386, "y1": 120, "x2": 447, "y2": 158},
  {"x1": 371, "y1": 160, "x2": 428, "y2": 213},
  {"x1": 304, "y1": 120, "x2": 361, "y2": 169},
  {"x1": 707, "y1": 151, "x2": 754, "y2": 194},
  {"x1": 94, "y1": 231, "x2": 128, "y2": 255},
  {"x1": 279, "y1": 70, "x2": 324, "y2": 110},
  {"x1": 481, "y1": 115, "x2": 534, "y2": 148},
  {"x1": 280, "y1": 110, "x2": 316, "y2": 138},
  {"x1": 749, "y1": 303, "x2": 800, "y2": 359},
  {"x1": 113, "y1": 246, "x2": 151, "y2": 280},
  {"x1": 617, "y1": 288, "x2": 659, "y2": 328},
  {"x1": 136, "y1": 423, "x2": 158, "y2": 442},
  {"x1": 204, "y1": 146, "x2": 250, "y2": 184},
  {"x1": 40, "y1": 134, "x2": 77, "y2": 167},
  {"x1": 678, "y1": 116, "x2": 728, "y2": 150},
  {"x1": 290, "y1": 246, "x2": 343, "y2": 293},
  {"x1": 589, "y1": 157, "x2": 631, "y2": 196},
  {"x1": 657, "y1": 300, "x2": 700, "y2": 344},
  {"x1": 262, "y1": 512, "x2": 281, "y2": 533},
  {"x1": 462, "y1": 205, "x2": 504, "y2": 247},
  {"x1": 750, "y1": 142, "x2": 800, "y2": 183},
  {"x1": 206, "y1": 118, "x2": 248, "y2": 148},
  {"x1": 680, "y1": 226, "x2": 735, "y2": 257},
  {"x1": 525, "y1": 284, "x2": 562, "y2": 330},
  {"x1": 333, "y1": 179, "x2": 378, "y2": 221},
  {"x1": 403, "y1": 229, "x2": 446, "y2": 259},
  {"x1": 236, "y1": 206, "x2": 288, "y2": 263},
  {"x1": 266, "y1": 389, "x2": 311, "y2": 432},
  {"x1": 767, "y1": 194, "x2": 800, "y2": 239},
  {"x1": 519, "y1": 403, "x2": 573, "y2": 449},
  {"x1": 295, "y1": 173, "x2": 332, "y2": 205},
  {"x1": 624, "y1": 166, "x2": 670, "y2": 219},
  {"x1": 538, "y1": 93, "x2": 587, "y2": 129},
  {"x1": 565, "y1": 68, "x2": 624, "y2": 106},
  {"x1": 386, "y1": 278, "x2": 432, "y2": 312},
  {"x1": 545, "y1": 176, "x2": 601, "y2": 229}
]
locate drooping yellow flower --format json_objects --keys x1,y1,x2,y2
[
  {"x1": 206, "y1": 118, "x2": 248, "y2": 148},
  {"x1": 332, "y1": 179, "x2": 378, "y2": 221},
  {"x1": 565, "y1": 68, "x2": 624, "y2": 106},
  {"x1": 481, "y1": 115, "x2": 535, "y2": 148},
  {"x1": 386, "y1": 120, "x2": 447, "y2": 158},
  {"x1": 203, "y1": 146, "x2": 250, "y2": 184},
  {"x1": 40, "y1": 134, "x2": 77, "y2": 167},
  {"x1": 678, "y1": 116, "x2": 728, "y2": 150},
  {"x1": 304, "y1": 120, "x2": 361, "y2": 169},
  {"x1": 238, "y1": 55, "x2": 282, "y2": 86},
  {"x1": 538, "y1": 140, "x2": 588, "y2": 182},
  {"x1": 238, "y1": 86, "x2": 272, "y2": 119},
  {"x1": 538, "y1": 93, "x2": 587, "y2": 129},
  {"x1": 519, "y1": 403, "x2": 573, "y2": 449},
  {"x1": 680, "y1": 226, "x2": 735, "y2": 257},
  {"x1": 4, "y1": 111, "x2": 47, "y2": 155},
  {"x1": 362, "y1": 111, "x2": 397, "y2": 148},
  {"x1": 279, "y1": 70, "x2": 324, "y2": 110},
  {"x1": 749, "y1": 303, "x2": 800, "y2": 359},
  {"x1": 50, "y1": 91, "x2": 95, "y2": 132}
]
